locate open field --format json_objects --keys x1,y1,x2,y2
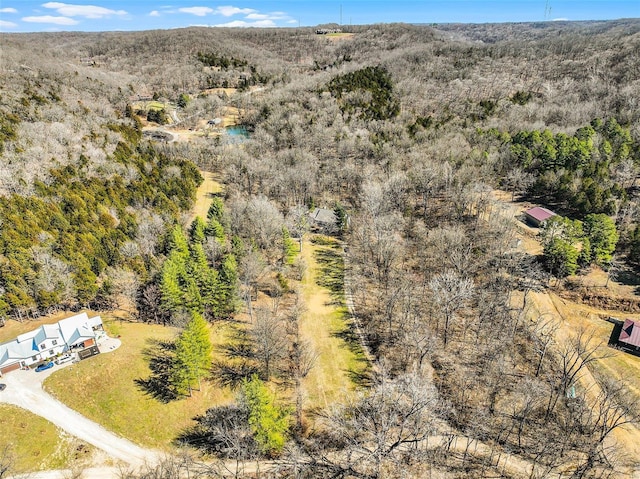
[
  {"x1": 132, "y1": 100, "x2": 168, "y2": 112},
  {"x1": 495, "y1": 189, "x2": 640, "y2": 466},
  {"x1": 0, "y1": 404, "x2": 94, "y2": 473},
  {"x1": 524, "y1": 291, "x2": 640, "y2": 465},
  {"x1": 221, "y1": 106, "x2": 241, "y2": 127},
  {"x1": 44, "y1": 320, "x2": 235, "y2": 449},
  {"x1": 190, "y1": 171, "x2": 224, "y2": 223},
  {"x1": 299, "y1": 236, "x2": 370, "y2": 408},
  {"x1": 325, "y1": 33, "x2": 355, "y2": 40}
]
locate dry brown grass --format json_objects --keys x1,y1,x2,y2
[
  {"x1": 496, "y1": 184, "x2": 640, "y2": 463},
  {"x1": 525, "y1": 289, "x2": 640, "y2": 461},
  {"x1": 44, "y1": 319, "x2": 235, "y2": 449},
  {"x1": 0, "y1": 403, "x2": 96, "y2": 473},
  {"x1": 221, "y1": 106, "x2": 241, "y2": 127},
  {"x1": 298, "y1": 236, "x2": 368, "y2": 408},
  {"x1": 189, "y1": 171, "x2": 223, "y2": 224},
  {"x1": 325, "y1": 33, "x2": 355, "y2": 41}
]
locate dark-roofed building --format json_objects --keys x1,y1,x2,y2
[
  {"x1": 310, "y1": 208, "x2": 337, "y2": 230},
  {"x1": 619, "y1": 319, "x2": 640, "y2": 351},
  {"x1": 524, "y1": 207, "x2": 556, "y2": 227}
]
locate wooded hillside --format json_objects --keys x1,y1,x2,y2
[{"x1": 1, "y1": 20, "x2": 640, "y2": 478}]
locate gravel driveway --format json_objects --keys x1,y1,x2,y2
[{"x1": 0, "y1": 339, "x2": 160, "y2": 470}]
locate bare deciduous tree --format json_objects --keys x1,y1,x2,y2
[
  {"x1": 428, "y1": 270, "x2": 474, "y2": 346},
  {"x1": 546, "y1": 328, "x2": 615, "y2": 419},
  {"x1": 289, "y1": 371, "x2": 444, "y2": 479},
  {"x1": 251, "y1": 307, "x2": 287, "y2": 380}
]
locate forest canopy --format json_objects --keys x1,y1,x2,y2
[{"x1": 1, "y1": 19, "x2": 640, "y2": 479}]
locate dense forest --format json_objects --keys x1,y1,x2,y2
[{"x1": 1, "y1": 19, "x2": 640, "y2": 478}]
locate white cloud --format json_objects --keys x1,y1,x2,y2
[
  {"x1": 149, "y1": 10, "x2": 160, "y2": 17},
  {"x1": 552, "y1": 17, "x2": 569, "y2": 21},
  {"x1": 22, "y1": 15, "x2": 79, "y2": 25},
  {"x1": 0, "y1": 20, "x2": 18, "y2": 28},
  {"x1": 215, "y1": 6, "x2": 256, "y2": 17},
  {"x1": 212, "y1": 19, "x2": 276, "y2": 27},
  {"x1": 0, "y1": 7, "x2": 18, "y2": 13},
  {"x1": 245, "y1": 13, "x2": 268, "y2": 20},
  {"x1": 245, "y1": 11, "x2": 293, "y2": 22},
  {"x1": 178, "y1": 6, "x2": 213, "y2": 16},
  {"x1": 42, "y1": 2, "x2": 126, "y2": 19}
]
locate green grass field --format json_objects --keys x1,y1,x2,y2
[
  {"x1": 299, "y1": 236, "x2": 370, "y2": 408},
  {"x1": 44, "y1": 320, "x2": 235, "y2": 449},
  {"x1": 4, "y1": 234, "x2": 369, "y2": 460},
  {"x1": 146, "y1": 101, "x2": 166, "y2": 111},
  {"x1": 0, "y1": 404, "x2": 89, "y2": 473}
]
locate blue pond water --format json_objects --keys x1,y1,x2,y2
[{"x1": 225, "y1": 125, "x2": 250, "y2": 140}]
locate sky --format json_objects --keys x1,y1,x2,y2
[{"x1": 0, "y1": 1, "x2": 638, "y2": 32}]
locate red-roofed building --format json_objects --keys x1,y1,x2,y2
[
  {"x1": 619, "y1": 319, "x2": 640, "y2": 350},
  {"x1": 524, "y1": 207, "x2": 556, "y2": 227}
]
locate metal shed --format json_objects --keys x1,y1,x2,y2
[{"x1": 524, "y1": 207, "x2": 556, "y2": 227}]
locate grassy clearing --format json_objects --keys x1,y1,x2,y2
[
  {"x1": 298, "y1": 235, "x2": 370, "y2": 409},
  {"x1": 548, "y1": 293, "x2": 640, "y2": 396},
  {"x1": 0, "y1": 404, "x2": 93, "y2": 473},
  {"x1": 221, "y1": 106, "x2": 241, "y2": 127},
  {"x1": 528, "y1": 292, "x2": 640, "y2": 457},
  {"x1": 190, "y1": 171, "x2": 223, "y2": 224},
  {"x1": 326, "y1": 33, "x2": 355, "y2": 40},
  {"x1": 146, "y1": 101, "x2": 166, "y2": 111},
  {"x1": 44, "y1": 320, "x2": 235, "y2": 449}
]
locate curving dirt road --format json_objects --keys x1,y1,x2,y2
[
  {"x1": 491, "y1": 190, "x2": 640, "y2": 476},
  {"x1": 1, "y1": 340, "x2": 161, "y2": 475}
]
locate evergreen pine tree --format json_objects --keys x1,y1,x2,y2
[
  {"x1": 281, "y1": 226, "x2": 296, "y2": 265},
  {"x1": 218, "y1": 253, "x2": 239, "y2": 317},
  {"x1": 205, "y1": 217, "x2": 225, "y2": 242},
  {"x1": 189, "y1": 217, "x2": 206, "y2": 244},
  {"x1": 160, "y1": 255, "x2": 186, "y2": 313},
  {"x1": 334, "y1": 203, "x2": 348, "y2": 235},
  {"x1": 207, "y1": 197, "x2": 225, "y2": 222},
  {"x1": 241, "y1": 375, "x2": 290, "y2": 456},
  {"x1": 171, "y1": 311, "x2": 212, "y2": 397},
  {"x1": 189, "y1": 242, "x2": 220, "y2": 316},
  {"x1": 168, "y1": 224, "x2": 190, "y2": 258}
]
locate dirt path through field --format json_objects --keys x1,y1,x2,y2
[
  {"x1": 1, "y1": 346, "x2": 161, "y2": 474},
  {"x1": 190, "y1": 171, "x2": 223, "y2": 223},
  {"x1": 298, "y1": 237, "x2": 365, "y2": 408}
]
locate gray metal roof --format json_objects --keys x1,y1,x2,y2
[{"x1": 310, "y1": 208, "x2": 337, "y2": 225}]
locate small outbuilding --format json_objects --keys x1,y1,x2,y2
[
  {"x1": 619, "y1": 319, "x2": 640, "y2": 352},
  {"x1": 310, "y1": 208, "x2": 337, "y2": 230},
  {"x1": 524, "y1": 207, "x2": 556, "y2": 227}
]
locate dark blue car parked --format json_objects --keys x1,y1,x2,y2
[{"x1": 35, "y1": 361, "x2": 54, "y2": 372}]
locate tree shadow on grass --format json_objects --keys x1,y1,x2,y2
[
  {"x1": 211, "y1": 360, "x2": 260, "y2": 390},
  {"x1": 614, "y1": 266, "x2": 640, "y2": 295},
  {"x1": 134, "y1": 338, "x2": 178, "y2": 403},
  {"x1": 211, "y1": 327, "x2": 260, "y2": 389},
  {"x1": 314, "y1": 246, "x2": 345, "y2": 305},
  {"x1": 332, "y1": 319, "x2": 373, "y2": 388}
]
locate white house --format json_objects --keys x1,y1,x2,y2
[{"x1": 0, "y1": 312, "x2": 103, "y2": 375}]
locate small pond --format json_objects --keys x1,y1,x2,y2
[{"x1": 225, "y1": 125, "x2": 251, "y2": 141}]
